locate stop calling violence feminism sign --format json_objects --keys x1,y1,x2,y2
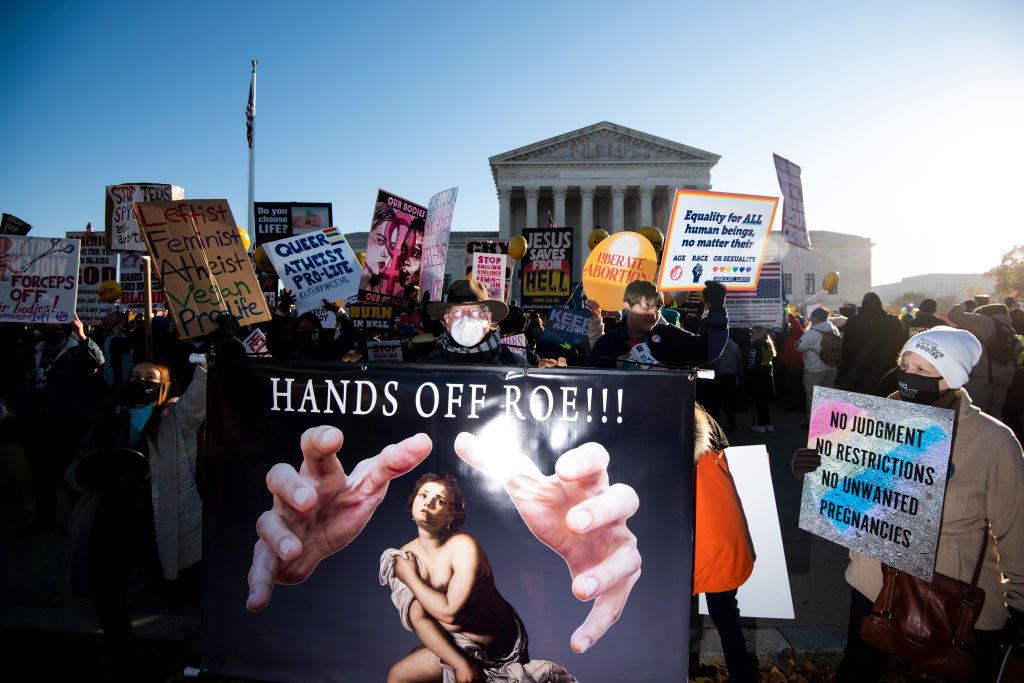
[
  {"x1": 798, "y1": 387, "x2": 955, "y2": 581},
  {"x1": 657, "y1": 189, "x2": 778, "y2": 292}
]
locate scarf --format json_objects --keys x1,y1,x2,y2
[{"x1": 436, "y1": 331, "x2": 505, "y2": 364}]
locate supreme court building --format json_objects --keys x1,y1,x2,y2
[{"x1": 490, "y1": 121, "x2": 719, "y2": 270}]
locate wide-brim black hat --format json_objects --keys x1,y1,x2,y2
[{"x1": 426, "y1": 279, "x2": 509, "y2": 322}]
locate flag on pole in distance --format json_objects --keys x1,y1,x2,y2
[
  {"x1": 547, "y1": 212, "x2": 556, "y2": 229},
  {"x1": 246, "y1": 76, "x2": 255, "y2": 149}
]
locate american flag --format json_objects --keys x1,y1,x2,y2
[
  {"x1": 547, "y1": 212, "x2": 556, "y2": 228},
  {"x1": 728, "y1": 261, "x2": 783, "y2": 301},
  {"x1": 246, "y1": 77, "x2": 255, "y2": 149}
]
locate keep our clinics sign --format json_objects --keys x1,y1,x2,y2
[
  {"x1": 0, "y1": 235, "x2": 80, "y2": 323},
  {"x1": 133, "y1": 199, "x2": 271, "y2": 338},
  {"x1": 798, "y1": 387, "x2": 955, "y2": 580},
  {"x1": 202, "y1": 360, "x2": 695, "y2": 682},
  {"x1": 657, "y1": 189, "x2": 778, "y2": 292}
]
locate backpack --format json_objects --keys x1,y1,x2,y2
[
  {"x1": 818, "y1": 329, "x2": 843, "y2": 367},
  {"x1": 987, "y1": 319, "x2": 1019, "y2": 366}
]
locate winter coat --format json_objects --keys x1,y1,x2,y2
[
  {"x1": 795, "y1": 321, "x2": 839, "y2": 373},
  {"x1": 837, "y1": 310, "x2": 907, "y2": 394},
  {"x1": 844, "y1": 388, "x2": 1024, "y2": 630},
  {"x1": 781, "y1": 314, "x2": 805, "y2": 367},
  {"x1": 948, "y1": 304, "x2": 1020, "y2": 382}
]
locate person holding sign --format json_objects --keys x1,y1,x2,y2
[{"x1": 792, "y1": 327, "x2": 1024, "y2": 682}]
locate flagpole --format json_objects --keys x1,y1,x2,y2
[{"x1": 247, "y1": 59, "x2": 258, "y2": 251}]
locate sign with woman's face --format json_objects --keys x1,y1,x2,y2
[{"x1": 358, "y1": 189, "x2": 427, "y2": 310}]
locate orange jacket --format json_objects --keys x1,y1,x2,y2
[{"x1": 693, "y1": 408, "x2": 756, "y2": 595}]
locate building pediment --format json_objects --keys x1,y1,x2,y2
[{"x1": 489, "y1": 122, "x2": 720, "y2": 166}]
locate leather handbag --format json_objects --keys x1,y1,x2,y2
[{"x1": 860, "y1": 531, "x2": 988, "y2": 682}]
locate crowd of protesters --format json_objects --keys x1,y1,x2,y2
[{"x1": 1, "y1": 278, "x2": 1023, "y2": 681}]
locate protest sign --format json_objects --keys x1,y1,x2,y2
[
  {"x1": 658, "y1": 189, "x2": 779, "y2": 292},
  {"x1": 501, "y1": 332, "x2": 528, "y2": 358},
  {"x1": 254, "y1": 202, "x2": 335, "y2": 245},
  {"x1": 365, "y1": 339, "x2": 404, "y2": 362},
  {"x1": 66, "y1": 230, "x2": 119, "y2": 324},
  {"x1": 774, "y1": 154, "x2": 811, "y2": 250},
  {"x1": 420, "y1": 187, "x2": 457, "y2": 302},
  {"x1": 264, "y1": 228, "x2": 359, "y2": 314},
  {"x1": 307, "y1": 305, "x2": 336, "y2": 332},
  {"x1": 581, "y1": 232, "x2": 658, "y2": 310},
  {"x1": 799, "y1": 387, "x2": 955, "y2": 580},
  {"x1": 118, "y1": 253, "x2": 166, "y2": 314},
  {"x1": 521, "y1": 227, "x2": 573, "y2": 308},
  {"x1": 241, "y1": 327, "x2": 269, "y2": 356},
  {"x1": 359, "y1": 189, "x2": 427, "y2": 309},
  {"x1": 0, "y1": 213, "x2": 32, "y2": 235},
  {"x1": 724, "y1": 261, "x2": 784, "y2": 329},
  {"x1": 471, "y1": 251, "x2": 507, "y2": 302},
  {"x1": 699, "y1": 445, "x2": 794, "y2": 619},
  {"x1": 106, "y1": 183, "x2": 185, "y2": 252},
  {"x1": 348, "y1": 302, "x2": 396, "y2": 333},
  {"x1": 540, "y1": 305, "x2": 591, "y2": 348},
  {"x1": 133, "y1": 199, "x2": 271, "y2": 338},
  {"x1": 0, "y1": 235, "x2": 79, "y2": 323},
  {"x1": 203, "y1": 360, "x2": 694, "y2": 682}
]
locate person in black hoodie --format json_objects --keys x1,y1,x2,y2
[
  {"x1": 904, "y1": 297, "x2": 944, "y2": 337},
  {"x1": 837, "y1": 292, "x2": 907, "y2": 396}
]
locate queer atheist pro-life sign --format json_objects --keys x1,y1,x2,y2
[
  {"x1": 265, "y1": 228, "x2": 360, "y2": 314},
  {"x1": 657, "y1": 189, "x2": 779, "y2": 292},
  {"x1": 798, "y1": 387, "x2": 955, "y2": 580}
]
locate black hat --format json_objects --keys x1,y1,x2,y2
[{"x1": 426, "y1": 279, "x2": 509, "y2": 322}]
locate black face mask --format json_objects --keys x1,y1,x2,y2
[
  {"x1": 296, "y1": 330, "x2": 319, "y2": 345},
  {"x1": 898, "y1": 372, "x2": 948, "y2": 405},
  {"x1": 126, "y1": 378, "x2": 160, "y2": 405},
  {"x1": 42, "y1": 331, "x2": 66, "y2": 346}
]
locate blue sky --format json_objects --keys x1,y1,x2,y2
[{"x1": 1, "y1": 0, "x2": 1021, "y2": 286}]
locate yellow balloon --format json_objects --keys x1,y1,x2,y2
[
  {"x1": 97, "y1": 280, "x2": 123, "y2": 303},
  {"x1": 508, "y1": 235, "x2": 528, "y2": 261},
  {"x1": 631, "y1": 226, "x2": 664, "y2": 255},
  {"x1": 587, "y1": 228, "x2": 609, "y2": 250},
  {"x1": 582, "y1": 233, "x2": 658, "y2": 310},
  {"x1": 237, "y1": 227, "x2": 251, "y2": 251},
  {"x1": 822, "y1": 271, "x2": 840, "y2": 292},
  {"x1": 356, "y1": 252, "x2": 366, "y2": 268},
  {"x1": 253, "y1": 245, "x2": 275, "y2": 275}
]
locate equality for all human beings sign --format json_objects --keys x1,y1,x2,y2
[
  {"x1": 106, "y1": 183, "x2": 185, "y2": 252},
  {"x1": 773, "y1": 154, "x2": 811, "y2": 250},
  {"x1": 66, "y1": 231, "x2": 119, "y2": 324},
  {"x1": 358, "y1": 189, "x2": 427, "y2": 309},
  {"x1": 253, "y1": 202, "x2": 335, "y2": 246},
  {"x1": 657, "y1": 189, "x2": 779, "y2": 292},
  {"x1": 0, "y1": 235, "x2": 80, "y2": 323},
  {"x1": 133, "y1": 199, "x2": 271, "y2": 338},
  {"x1": 521, "y1": 227, "x2": 573, "y2": 308},
  {"x1": 0, "y1": 213, "x2": 32, "y2": 235},
  {"x1": 264, "y1": 228, "x2": 360, "y2": 314},
  {"x1": 472, "y1": 251, "x2": 507, "y2": 302},
  {"x1": 798, "y1": 387, "x2": 955, "y2": 581},
  {"x1": 724, "y1": 261, "x2": 785, "y2": 329},
  {"x1": 203, "y1": 360, "x2": 694, "y2": 682},
  {"x1": 420, "y1": 187, "x2": 458, "y2": 302}
]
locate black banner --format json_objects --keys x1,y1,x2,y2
[
  {"x1": 254, "y1": 202, "x2": 335, "y2": 245},
  {"x1": 0, "y1": 212, "x2": 32, "y2": 235},
  {"x1": 521, "y1": 227, "x2": 573, "y2": 309},
  {"x1": 202, "y1": 360, "x2": 694, "y2": 682}
]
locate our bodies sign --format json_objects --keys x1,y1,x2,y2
[
  {"x1": 106, "y1": 183, "x2": 185, "y2": 252},
  {"x1": 265, "y1": 228, "x2": 359, "y2": 314},
  {"x1": 798, "y1": 387, "x2": 955, "y2": 580},
  {"x1": 134, "y1": 199, "x2": 271, "y2": 338},
  {"x1": 658, "y1": 189, "x2": 779, "y2": 292},
  {"x1": 0, "y1": 235, "x2": 80, "y2": 323},
  {"x1": 203, "y1": 361, "x2": 694, "y2": 682},
  {"x1": 359, "y1": 189, "x2": 427, "y2": 309},
  {"x1": 66, "y1": 231, "x2": 119, "y2": 324},
  {"x1": 521, "y1": 227, "x2": 573, "y2": 308},
  {"x1": 420, "y1": 187, "x2": 457, "y2": 302}
]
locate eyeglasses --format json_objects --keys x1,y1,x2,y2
[
  {"x1": 446, "y1": 306, "x2": 488, "y2": 320},
  {"x1": 628, "y1": 303, "x2": 661, "y2": 313}
]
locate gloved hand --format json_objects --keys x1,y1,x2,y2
[{"x1": 702, "y1": 281, "x2": 726, "y2": 312}]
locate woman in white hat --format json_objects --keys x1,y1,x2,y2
[{"x1": 792, "y1": 326, "x2": 1024, "y2": 681}]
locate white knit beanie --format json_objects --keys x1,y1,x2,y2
[{"x1": 901, "y1": 326, "x2": 982, "y2": 389}]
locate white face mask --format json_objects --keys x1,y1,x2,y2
[{"x1": 450, "y1": 318, "x2": 489, "y2": 347}]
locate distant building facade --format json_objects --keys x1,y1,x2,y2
[{"x1": 872, "y1": 273, "x2": 996, "y2": 307}]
